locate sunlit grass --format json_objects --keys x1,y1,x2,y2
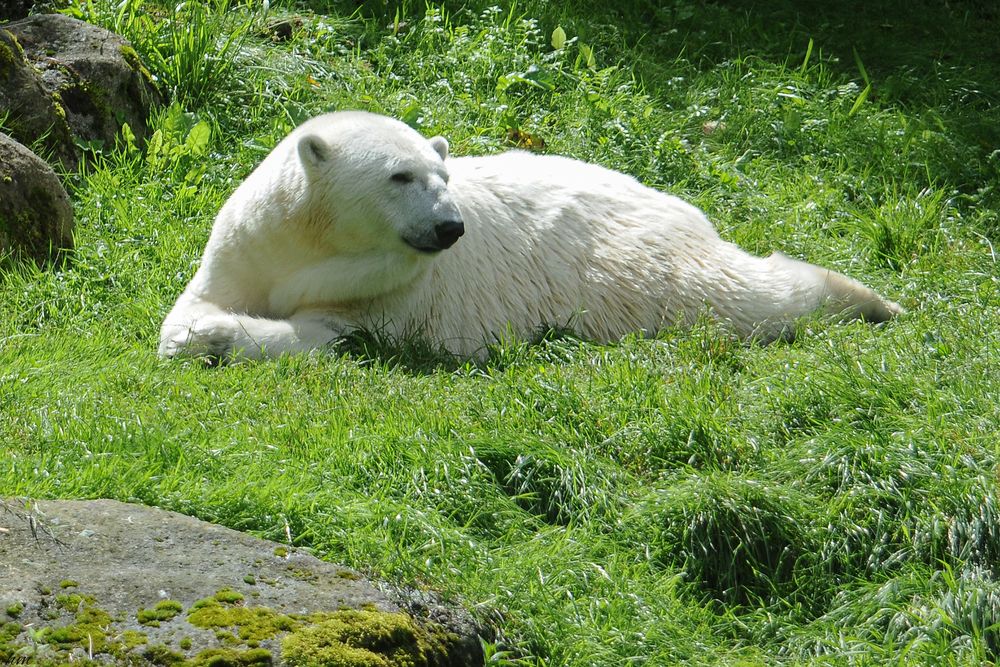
[{"x1": 2, "y1": 0, "x2": 999, "y2": 664}]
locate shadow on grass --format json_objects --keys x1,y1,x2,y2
[
  {"x1": 315, "y1": 0, "x2": 998, "y2": 211},
  {"x1": 337, "y1": 0, "x2": 999, "y2": 89},
  {"x1": 331, "y1": 325, "x2": 595, "y2": 375}
]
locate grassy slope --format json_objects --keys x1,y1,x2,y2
[{"x1": 2, "y1": 0, "x2": 999, "y2": 664}]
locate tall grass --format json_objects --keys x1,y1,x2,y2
[{"x1": 67, "y1": 0, "x2": 270, "y2": 110}]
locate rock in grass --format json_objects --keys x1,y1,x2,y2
[
  {"x1": 0, "y1": 25, "x2": 77, "y2": 169},
  {"x1": 0, "y1": 132, "x2": 73, "y2": 265},
  {"x1": 1, "y1": 14, "x2": 163, "y2": 170},
  {"x1": 0, "y1": 498, "x2": 485, "y2": 666}
]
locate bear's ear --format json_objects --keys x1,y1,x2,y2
[
  {"x1": 429, "y1": 135, "x2": 449, "y2": 161},
  {"x1": 298, "y1": 134, "x2": 335, "y2": 169}
]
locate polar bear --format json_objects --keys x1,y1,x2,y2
[{"x1": 159, "y1": 111, "x2": 902, "y2": 361}]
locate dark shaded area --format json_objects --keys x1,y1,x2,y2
[
  {"x1": 643, "y1": 472, "x2": 821, "y2": 608},
  {"x1": 336, "y1": 0, "x2": 999, "y2": 88},
  {"x1": 311, "y1": 0, "x2": 998, "y2": 209},
  {"x1": 0, "y1": 0, "x2": 33, "y2": 21},
  {"x1": 0, "y1": 0, "x2": 68, "y2": 21}
]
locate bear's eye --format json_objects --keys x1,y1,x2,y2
[{"x1": 390, "y1": 171, "x2": 415, "y2": 184}]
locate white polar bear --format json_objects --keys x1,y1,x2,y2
[{"x1": 159, "y1": 111, "x2": 902, "y2": 361}]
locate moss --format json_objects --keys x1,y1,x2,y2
[
  {"x1": 2, "y1": 581, "x2": 450, "y2": 667},
  {"x1": 188, "y1": 600, "x2": 295, "y2": 642},
  {"x1": 138, "y1": 599, "x2": 184, "y2": 626},
  {"x1": 286, "y1": 642, "x2": 387, "y2": 667},
  {"x1": 59, "y1": 579, "x2": 79, "y2": 589},
  {"x1": 273, "y1": 546, "x2": 288, "y2": 558},
  {"x1": 45, "y1": 625, "x2": 89, "y2": 648},
  {"x1": 0, "y1": 31, "x2": 26, "y2": 79},
  {"x1": 189, "y1": 647, "x2": 273, "y2": 666},
  {"x1": 121, "y1": 629, "x2": 149, "y2": 650},
  {"x1": 213, "y1": 589, "x2": 245, "y2": 605},
  {"x1": 144, "y1": 643, "x2": 187, "y2": 665},
  {"x1": 282, "y1": 610, "x2": 447, "y2": 667},
  {"x1": 243, "y1": 575, "x2": 257, "y2": 585},
  {"x1": 1, "y1": 621, "x2": 20, "y2": 642},
  {"x1": 118, "y1": 43, "x2": 157, "y2": 89},
  {"x1": 77, "y1": 606, "x2": 112, "y2": 627},
  {"x1": 0, "y1": 591, "x2": 176, "y2": 665},
  {"x1": 52, "y1": 94, "x2": 67, "y2": 121},
  {"x1": 0, "y1": 623, "x2": 20, "y2": 664},
  {"x1": 55, "y1": 592, "x2": 90, "y2": 611},
  {"x1": 41, "y1": 593, "x2": 113, "y2": 654},
  {"x1": 4, "y1": 602, "x2": 23, "y2": 618},
  {"x1": 215, "y1": 630, "x2": 239, "y2": 644},
  {"x1": 183, "y1": 594, "x2": 446, "y2": 665}
]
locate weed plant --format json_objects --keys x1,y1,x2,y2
[{"x1": 2, "y1": 0, "x2": 999, "y2": 664}]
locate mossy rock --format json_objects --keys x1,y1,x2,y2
[
  {"x1": 0, "y1": 132, "x2": 73, "y2": 265},
  {"x1": 0, "y1": 499, "x2": 486, "y2": 666},
  {"x1": 283, "y1": 610, "x2": 448, "y2": 667},
  {"x1": 0, "y1": 28, "x2": 77, "y2": 169},
  {"x1": 1, "y1": 14, "x2": 164, "y2": 171}
]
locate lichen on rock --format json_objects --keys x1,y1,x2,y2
[
  {"x1": 0, "y1": 28, "x2": 77, "y2": 169},
  {"x1": 187, "y1": 593, "x2": 296, "y2": 643},
  {"x1": 283, "y1": 610, "x2": 448, "y2": 667},
  {"x1": 0, "y1": 499, "x2": 486, "y2": 666},
  {"x1": 1, "y1": 14, "x2": 164, "y2": 171},
  {"x1": 138, "y1": 599, "x2": 185, "y2": 626}
]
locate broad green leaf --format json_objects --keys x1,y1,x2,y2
[
  {"x1": 120, "y1": 122, "x2": 137, "y2": 154},
  {"x1": 146, "y1": 129, "x2": 163, "y2": 164},
  {"x1": 551, "y1": 26, "x2": 567, "y2": 50},
  {"x1": 185, "y1": 120, "x2": 212, "y2": 155}
]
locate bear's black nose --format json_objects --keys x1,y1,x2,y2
[{"x1": 434, "y1": 220, "x2": 465, "y2": 249}]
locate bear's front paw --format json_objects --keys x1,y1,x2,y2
[{"x1": 159, "y1": 315, "x2": 240, "y2": 363}]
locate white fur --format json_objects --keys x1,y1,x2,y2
[{"x1": 159, "y1": 111, "x2": 902, "y2": 360}]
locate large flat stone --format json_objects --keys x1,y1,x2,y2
[{"x1": 0, "y1": 498, "x2": 484, "y2": 665}]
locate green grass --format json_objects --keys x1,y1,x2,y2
[{"x1": 3, "y1": 0, "x2": 999, "y2": 664}]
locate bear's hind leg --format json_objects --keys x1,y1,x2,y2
[{"x1": 769, "y1": 252, "x2": 904, "y2": 324}]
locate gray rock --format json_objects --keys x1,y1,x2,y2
[
  {"x1": 0, "y1": 132, "x2": 73, "y2": 264},
  {"x1": 0, "y1": 498, "x2": 485, "y2": 665},
  {"x1": 0, "y1": 25, "x2": 77, "y2": 168},
  {"x1": 1, "y1": 14, "x2": 163, "y2": 170}
]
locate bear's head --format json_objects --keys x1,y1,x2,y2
[{"x1": 294, "y1": 111, "x2": 464, "y2": 256}]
